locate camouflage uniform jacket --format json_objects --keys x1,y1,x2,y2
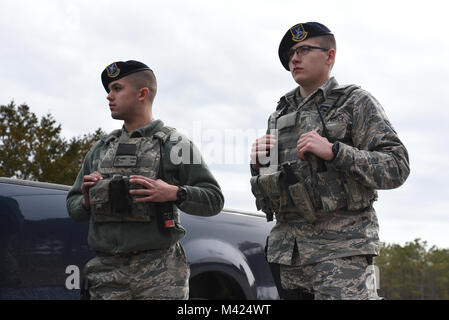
[
  {"x1": 67, "y1": 119, "x2": 224, "y2": 254},
  {"x1": 252, "y1": 77, "x2": 410, "y2": 266}
]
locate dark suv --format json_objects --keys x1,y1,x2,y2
[{"x1": 0, "y1": 177, "x2": 279, "y2": 300}]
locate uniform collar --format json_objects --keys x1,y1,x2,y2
[
  {"x1": 319, "y1": 77, "x2": 339, "y2": 99},
  {"x1": 301, "y1": 76, "x2": 339, "y2": 104},
  {"x1": 280, "y1": 77, "x2": 339, "y2": 110},
  {"x1": 120, "y1": 119, "x2": 165, "y2": 138}
]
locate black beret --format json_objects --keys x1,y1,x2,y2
[
  {"x1": 278, "y1": 22, "x2": 333, "y2": 70},
  {"x1": 101, "y1": 60, "x2": 152, "y2": 92}
]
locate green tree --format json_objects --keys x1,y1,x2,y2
[
  {"x1": 376, "y1": 238, "x2": 449, "y2": 300},
  {"x1": 0, "y1": 101, "x2": 104, "y2": 185},
  {"x1": 426, "y1": 246, "x2": 449, "y2": 299}
]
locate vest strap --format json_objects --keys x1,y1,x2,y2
[{"x1": 154, "y1": 126, "x2": 176, "y2": 143}]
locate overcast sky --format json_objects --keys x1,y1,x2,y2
[{"x1": 1, "y1": 0, "x2": 448, "y2": 248}]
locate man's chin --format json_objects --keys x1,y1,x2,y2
[
  {"x1": 110, "y1": 112, "x2": 123, "y2": 120},
  {"x1": 292, "y1": 74, "x2": 306, "y2": 85}
]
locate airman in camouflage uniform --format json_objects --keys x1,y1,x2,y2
[
  {"x1": 67, "y1": 60, "x2": 224, "y2": 300},
  {"x1": 250, "y1": 22, "x2": 409, "y2": 299}
]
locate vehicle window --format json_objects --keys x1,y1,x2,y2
[{"x1": 0, "y1": 186, "x2": 91, "y2": 300}]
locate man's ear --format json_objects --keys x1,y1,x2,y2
[
  {"x1": 138, "y1": 87, "x2": 149, "y2": 101},
  {"x1": 327, "y1": 48, "x2": 336, "y2": 68}
]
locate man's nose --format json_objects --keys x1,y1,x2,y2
[
  {"x1": 107, "y1": 91, "x2": 113, "y2": 101},
  {"x1": 290, "y1": 51, "x2": 302, "y2": 63}
]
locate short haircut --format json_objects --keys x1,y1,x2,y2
[
  {"x1": 313, "y1": 34, "x2": 336, "y2": 69},
  {"x1": 315, "y1": 34, "x2": 336, "y2": 52},
  {"x1": 127, "y1": 70, "x2": 157, "y2": 103}
]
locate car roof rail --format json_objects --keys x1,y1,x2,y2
[{"x1": 0, "y1": 177, "x2": 71, "y2": 191}]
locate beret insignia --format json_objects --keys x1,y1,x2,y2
[
  {"x1": 106, "y1": 63, "x2": 120, "y2": 78},
  {"x1": 290, "y1": 24, "x2": 308, "y2": 42}
]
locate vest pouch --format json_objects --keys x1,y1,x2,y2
[
  {"x1": 251, "y1": 171, "x2": 282, "y2": 214},
  {"x1": 110, "y1": 176, "x2": 132, "y2": 214},
  {"x1": 108, "y1": 177, "x2": 152, "y2": 223},
  {"x1": 277, "y1": 111, "x2": 297, "y2": 131},
  {"x1": 250, "y1": 176, "x2": 267, "y2": 212},
  {"x1": 287, "y1": 182, "x2": 317, "y2": 223},
  {"x1": 89, "y1": 178, "x2": 152, "y2": 223},
  {"x1": 315, "y1": 170, "x2": 348, "y2": 212},
  {"x1": 126, "y1": 202, "x2": 152, "y2": 222},
  {"x1": 89, "y1": 178, "x2": 113, "y2": 222},
  {"x1": 163, "y1": 204, "x2": 186, "y2": 239}
]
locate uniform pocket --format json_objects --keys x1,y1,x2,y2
[
  {"x1": 315, "y1": 171, "x2": 347, "y2": 212},
  {"x1": 326, "y1": 119, "x2": 350, "y2": 142},
  {"x1": 344, "y1": 178, "x2": 377, "y2": 211}
]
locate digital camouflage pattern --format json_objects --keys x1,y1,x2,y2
[
  {"x1": 252, "y1": 77, "x2": 410, "y2": 266},
  {"x1": 280, "y1": 255, "x2": 380, "y2": 300},
  {"x1": 85, "y1": 243, "x2": 189, "y2": 300}
]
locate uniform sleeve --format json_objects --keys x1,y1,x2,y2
[
  {"x1": 328, "y1": 90, "x2": 410, "y2": 190},
  {"x1": 164, "y1": 134, "x2": 224, "y2": 216},
  {"x1": 66, "y1": 143, "x2": 100, "y2": 222}
]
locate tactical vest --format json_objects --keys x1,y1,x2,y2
[
  {"x1": 88, "y1": 126, "x2": 175, "y2": 223},
  {"x1": 251, "y1": 85, "x2": 378, "y2": 222}
]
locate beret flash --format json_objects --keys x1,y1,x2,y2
[
  {"x1": 278, "y1": 22, "x2": 333, "y2": 70},
  {"x1": 101, "y1": 60, "x2": 152, "y2": 92}
]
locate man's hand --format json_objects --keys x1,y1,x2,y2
[
  {"x1": 297, "y1": 130, "x2": 333, "y2": 161},
  {"x1": 129, "y1": 175, "x2": 178, "y2": 203},
  {"x1": 81, "y1": 171, "x2": 103, "y2": 210},
  {"x1": 250, "y1": 134, "x2": 277, "y2": 170}
]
